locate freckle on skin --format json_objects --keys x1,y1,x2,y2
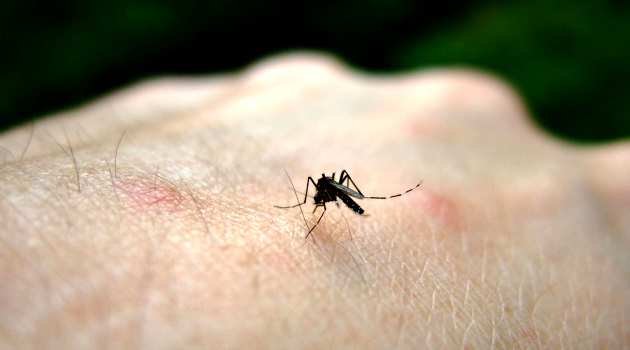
[{"x1": 115, "y1": 177, "x2": 185, "y2": 212}]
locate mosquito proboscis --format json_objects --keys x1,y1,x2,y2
[{"x1": 275, "y1": 169, "x2": 422, "y2": 241}]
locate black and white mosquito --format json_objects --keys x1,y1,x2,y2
[{"x1": 275, "y1": 169, "x2": 422, "y2": 241}]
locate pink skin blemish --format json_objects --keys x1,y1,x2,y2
[
  {"x1": 404, "y1": 119, "x2": 441, "y2": 138},
  {"x1": 521, "y1": 330, "x2": 543, "y2": 345},
  {"x1": 414, "y1": 190, "x2": 464, "y2": 231},
  {"x1": 115, "y1": 177, "x2": 185, "y2": 212},
  {"x1": 399, "y1": 115, "x2": 450, "y2": 137}
]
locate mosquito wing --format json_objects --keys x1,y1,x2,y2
[{"x1": 330, "y1": 182, "x2": 364, "y2": 199}]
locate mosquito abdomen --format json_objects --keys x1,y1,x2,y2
[{"x1": 339, "y1": 192, "x2": 364, "y2": 214}]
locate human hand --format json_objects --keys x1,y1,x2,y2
[{"x1": 1, "y1": 53, "x2": 628, "y2": 348}]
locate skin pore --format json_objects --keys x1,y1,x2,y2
[{"x1": 0, "y1": 53, "x2": 629, "y2": 348}]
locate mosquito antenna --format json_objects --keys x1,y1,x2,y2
[{"x1": 283, "y1": 167, "x2": 315, "y2": 242}]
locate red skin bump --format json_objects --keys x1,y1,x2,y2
[
  {"x1": 115, "y1": 177, "x2": 185, "y2": 212},
  {"x1": 415, "y1": 191, "x2": 464, "y2": 231},
  {"x1": 404, "y1": 119, "x2": 440, "y2": 138}
]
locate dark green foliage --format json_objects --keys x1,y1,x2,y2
[{"x1": 1, "y1": 0, "x2": 628, "y2": 141}]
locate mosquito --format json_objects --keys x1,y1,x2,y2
[{"x1": 275, "y1": 169, "x2": 422, "y2": 240}]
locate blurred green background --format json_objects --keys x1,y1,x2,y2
[{"x1": 1, "y1": 0, "x2": 629, "y2": 141}]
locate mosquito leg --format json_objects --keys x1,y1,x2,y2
[
  {"x1": 339, "y1": 170, "x2": 365, "y2": 196},
  {"x1": 339, "y1": 170, "x2": 347, "y2": 186},
  {"x1": 308, "y1": 176, "x2": 318, "y2": 193},
  {"x1": 275, "y1": 176, "x2": 315, "y2": 208},
  {"x1": 300, "y1": 176, "x2": 315, "y2": 204},
  {"x1": 306, "y1": 202, "x2": 326, "y2": 240},
  {"x1": 275, "y1": 203, "x2": 305, "y2": 209},
  {"x1": 279, "y1": 168, "x2": 316, "y2": 242},
  {"x1": 340, "y1": 170, "x2": 422, "y2": 199},
  {"x1": 364, "y1": 180, "x2": 423, "y2": 199}
]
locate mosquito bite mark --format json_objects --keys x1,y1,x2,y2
[
  {"x1": 115, "y1": 178, "x2": 185, "y2": 212},
  {"x1": 416, "y1": 191, "x2": 463, "y2": 231},
  {"x1": 404, "y1": 119, "x2": 441, "y2": 138}
]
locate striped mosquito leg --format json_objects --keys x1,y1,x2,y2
[{"x1": 364, "y1": 180, "x2": 423, "y2": 199}]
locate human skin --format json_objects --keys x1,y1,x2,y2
[{"x1": 0, "y1": 53, "x2": 629, "y2": 349}]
